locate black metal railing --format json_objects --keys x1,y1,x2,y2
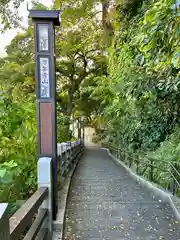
[{"x1": 108, "y1": 145, "x2": 180, "y2": 196}]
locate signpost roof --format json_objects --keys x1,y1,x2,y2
[{"x1": 29, "y1": 10, "x2": 60, "y2": 26}]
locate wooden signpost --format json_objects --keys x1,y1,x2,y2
[{"x1": 29, "y1": 9, "x2": 60, "y2": 220}]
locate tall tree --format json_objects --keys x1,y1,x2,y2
[
  {"x1": 54, "y1": 0, "x2": 108, "y2": 138},
  {"x1": 54, "y1": 0, "x2": 116, "y2": 37}
]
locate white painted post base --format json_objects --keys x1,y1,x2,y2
[{"x1": 38, "y1": 157, "x2": 52, "y2": 239}]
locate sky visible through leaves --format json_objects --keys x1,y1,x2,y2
[{"x1": 0, "y1": 0, "x2": 53, "y2": 56}]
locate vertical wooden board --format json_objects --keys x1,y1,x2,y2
[
  {"x1": 0, "y1": 203, "x2": 10, "y2": 240},
  {"x1": 40, "y1": 102, "x2": 52, "y2": 154}
]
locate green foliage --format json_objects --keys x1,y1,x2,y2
[
  {"x1": 55, "y1": 0, "x2": 108, "y2": 138},
  {"x1": 145, "y1": 127, "x2": 180, "y2": 188},
  {"x1": 101, "y1": 0, "x2": 180, "y2": 148},
  {"x1": 116, "y1": 0, "x2": 144, "y2": 17},
  {"x1": 92, "y1": 0, "x2": 180, "y2": 189},
  {"x1": 0, "y1": 95, "x2": 37, "y2": 203},
  {"x1": 0, "y1": 23, "x2": 37, "y2": 205},
  {"x1": 0, "y1": 0, "x2": 24, "y2": 31}
]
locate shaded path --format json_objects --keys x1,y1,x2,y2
[{"x1": 64, "y1": 147, "x2": 180, "y2": 240}]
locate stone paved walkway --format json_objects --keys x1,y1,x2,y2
[{"x1": 64, "y1": 147, "x2": 180, "y2": 240}]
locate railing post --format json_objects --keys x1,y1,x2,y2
[
  {"x1": 67, "y1": 148, "x2": 71, "y2": 172},
  {"x1": 124, "y1": 152, "x2": 127, "y2": 163},
  {"x1": 136, "y1": 158, "x2": 139, "y2": 175},
  {"x1": 129, "y1": 156, "x2": 132, "y2": 168},
  {"x1": 82, "y1": 127, "x2": 85, "y2": 144},
  {"x1": 148, "y1": 158, "x2": 153, "y2": 182},
  {"x1": 78, "y1": 117, "x2": 81, "y2": 140},
  {"x1": 116, "y1": 148, "x2": 118, "y2": 159},
  {"x1": 57, "y1": 154, "x2": 61, "y2": 185},
  {"x1": 80, "y1": 141, "x2": 83, "y2": 158},
  {"x1": 172, "y1": 178, "x2": 176, "y2": 195},
  {"x1": 72, "y1": 145, "x2": 76, "y2": 164},
  {"x1": 172, "y1": 163, "x2": 177, "y2": 195},
  {"x1": 66, "y1": 147, "x2": 70, "y2": 174},
  {"x1": 77, "y1": 142, "x2": 81, "y2": 161},
  {"x1": 38, "y1": 157, "x2": 52, "y2": 239},
  {"x1": 0, "y1": 203, "x2": 10, "y2": 240},
  {"x1": 70, "y1": 145, "x2": 75, "y2": 167}
]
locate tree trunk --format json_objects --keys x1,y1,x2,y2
[
  {"x1": 67, "y1": 87, "x2": 73, "y2": 117},
  {"x1": 65, "y1": 87, "x2": 73, "y2": 140},
  {"x1": 101, "y1": 0, "x2": 114, "y2": 36}
]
